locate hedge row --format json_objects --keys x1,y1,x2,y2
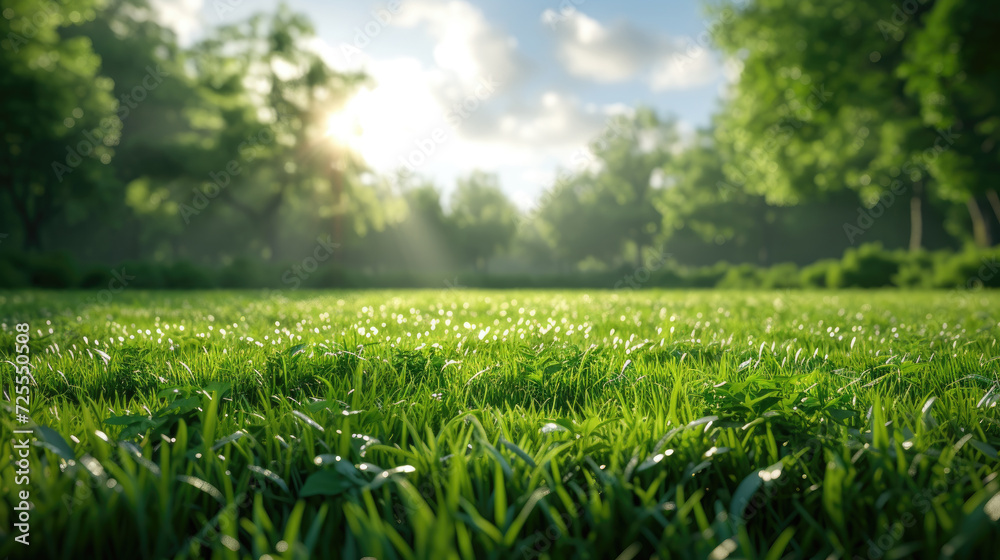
[{"x1": 0, "y1": 243, "x2": 997, "y2": 290}]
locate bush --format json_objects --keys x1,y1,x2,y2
[
  {"x1": 892, "y1": 251, "x2": 935, "y2": 288},
  {"x1": 800, "y1": 259, "x2": 836, "y2": 288},
  {"x1": 3, "y1": 245, "x2": 1000, "y2": 290},
  {"x1": 0, "y1": 255, "x2": 29, "y2": 288},
  {"x1": 27, "y1": 251, "x2": 79, "y2": 288},
  {"x1": 827, "y1": 243, "x2": 900, "y2": 288},
  {"x1": 118, "y1": 261, "x2": 167, "y2": 289},
  {"x1": 163, "y1": 261, "x2": 216, "y2": 289},
  {"x1": 931, "y1": 248, "x2": 1000, "y2": 289},
  {"x1": 760, "y1": 263, "x2": 800, "y2": 289},
  {"x1": 80, "y1": 266, "x2": 114, "y2": 289},
  {"x1": 219, "y1": 257, "x2": 270, "y2": 289},
  {"x1": 717, "y1": 263, "x2": 765, "y2": 289}
]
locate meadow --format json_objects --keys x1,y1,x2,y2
[{"x1": 1, "y1": 289, "x2": 999, "y2": 559}]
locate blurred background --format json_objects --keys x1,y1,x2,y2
[{"x1": 2, "y1": 0, "x2": 999, "y2": 290}]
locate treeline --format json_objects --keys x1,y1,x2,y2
[
  {"x1": 2, "y1": 243, "x2": 997, "y2": 291},
  {"x1": 2, "y1": 0, "x2": 1000, "y2": 281}
]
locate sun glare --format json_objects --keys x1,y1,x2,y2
[
  {"x1": 322, "y1": 75, "x2": 445, "y2": 172},
  {"x1": 325, "y1": 109, "x2": 362, "y2": 148}
]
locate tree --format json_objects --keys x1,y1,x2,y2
[
  {"x1": 657, "y1": 130, "x2": 777, "y2": 264},
  {"x1": 189, "y1": 4, "x2": 368, "y2": 259},
  {"x1": 899, "y1": 0, "x2": 1000, "y2": 246},
  {"x1": 449, "y1": 171, "x2": 518, "y2": 272},
  {"x1": 350, "y1": 175, "x2": 451, "y2": 272},
  {"x1": 0, "y1": 0, "x2": 120, "y2": 250},
  {"x1": 591, "y1": 108, "x2": 677, "y2": 267},
  {"x1": 59, "y1": 0, "x2": 219, "y2": 261},
  {"x1": 538, "y1": 108, "x2": 676, "y2": 269},
  {"x1": 536, "y1": 171, "x2": 629, "y2": 269},
  {"x1": 712, "y1": 0, "x2": 938, "y2": 251}
]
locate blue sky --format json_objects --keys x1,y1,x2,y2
[{"x1": 157, "y1": 0, "x2": 731, "y2": 206}]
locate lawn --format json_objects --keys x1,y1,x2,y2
[{"x1": 2, "y1": 289, "x2": 999, "y2": 559}]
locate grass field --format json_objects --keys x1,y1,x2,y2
[{"x1": 2, "y1": 289, "x2": 1000, "y2": 559}]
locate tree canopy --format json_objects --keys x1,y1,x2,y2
[{"x1": 1, "y1": 0, "x2": 997, "y2": 280}]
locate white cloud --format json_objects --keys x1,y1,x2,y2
[
  {"x1": 323, "y1": 58, "x2": 634, "y2": 206},
  {"x1": 648, "y1": 46, "x2": 720, "y2": 91},
  {"x1": 542, "y1": 10, "x2": 658, "y2": 83},
  {"x1": 394, "y1": 0, "x2": 529, "y2": 86},
  {"x1": 149, "y1": 0, "x2": 710, "y2": 207},
  {"x1": 487, "y1": 92, "x2": 629, "y2": 147},
  {"x1": 543, "y1": 9, "x2": 722, "y2": 92},
  {"x1": 302, "y1": 0, "x2": 549, "y2": 188},
  {"x1": 149, "y1": 0, "x2": 203, "y2": 45}
]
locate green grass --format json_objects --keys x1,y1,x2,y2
[{"x1": 2, "y1": 289, "x2": 999, "y2": 559}]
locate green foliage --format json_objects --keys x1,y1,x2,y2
[
  {"x1": 162, "y1": 261, "x2": 216, "y2": 290},
  {"x1": 825, "y1": 243, "x2": 902, "y2": 289},
  {"x1": 0, "y1": 0, "x2": 120, "y2": 248},
  {"x1": 449, "y1": 171, "x2": 519, "y2": 272},
  {"x1": 799, "y1": 260, "x2": 836, "y2": 288},
  {"x1": 218, "y1": 257, "x2": 269, "y2": 289},
  {"x1": 3, "y1": 243, "x2": 1000, "y2": 290},
  {"x1": 711, "y1": 0, "x2": 1000, "y2": 247},
  {"x1": 535, "y1": 109, "x2": 676, "y2": 269},
  {"x1": 898, "y1": 0, "x2": 1000, "y2": 202},
  {"x1": 717, "y1": 263, "x2": 765, "y2": 289}
]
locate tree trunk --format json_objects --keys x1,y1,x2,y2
[
  {"x1": 987, "y1": 189, "x2": 1000, "y2": 226},
  {"x1": 220, "y1": 189, "x2": 284, "y2": 259},
  {"x1": 758, "y1": 203, "x2": 770, "y2": 266},
  {"x1": 260, "y1": 216, "x2": 279, "y2": 260},
  {"x1": 7, "y1": 177, "x2": 43, "y2": 251},
  {"x1": 23, "y1": 218, "x2": 42, "y2": 251},
  {"x1": 909, "y1": 183, "x2": 923, "y2": 252},
  {"x1": 18, "y1": 198, "x2": 43, "y2": 251},
  {"x1": 333, "y1": 169, "x2": 343, "y2": 253},
  {"x1": 967, "y1": 195, "x2": 991, "y2": 247}
]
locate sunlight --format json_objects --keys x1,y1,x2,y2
[
  {"x1": 325, "y1": 89, "x2": 394, "y2": 166},
  {"x1": 324, "y1": 107, "x2": 362, "y2": 150},
  {"x1": 323, "y1": 66, "x2": 445, "y2": 172}
]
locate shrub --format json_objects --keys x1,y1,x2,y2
[
  {"x1": 827, "y1": 243, "x2": 900, "y2": 288},
  {"x1": 892, "y1": 251, "x2": 935, "y2": 288},
  {"x1": 4, "y1": 245, "x2": 1000, "y2": 290},
  {"x1": 218, "y1": 257, "x2": 269, "y2": 289},
  {"x1": 800, "y1": 259, "x2": 836, "y2": 288},
  {"x1": 717, "y1": 263, "x2": 765, "y2": 289},
  {"x1": 0, "y1": 256, "x2": 29, "y2": 288},
  {"x1": 28, "y1": 251, "x2": 79, "y2": 288},
  {"x1": 163, "y1": 261, "x2": 215, "y2": 289},
  {"x1": 931, "y1": 248, "x2": 1000, "y2": 289},
  {"x1": 119, "y1": 261, "x2": 167, "y2": 289},
  {"x1": 760, "y1": 263, "x2": 800, "y2": 289},
  {"x1": 80, "y1": 266, "x2": 114, "y2": 289},
  {"x1": 680, "y1": 264, "x2": 727, "y2": 288}
]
